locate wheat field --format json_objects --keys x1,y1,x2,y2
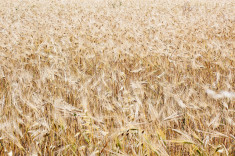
[{"x1": 0, "y1": 0, "x2": 234, "y2": 155}]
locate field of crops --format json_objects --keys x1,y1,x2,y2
[{"x1": 0, "y1": 0, "x2": 234, "y2": 155}]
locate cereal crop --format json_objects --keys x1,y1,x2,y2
[{"x1": 0, "y1": 0, "x2": 234, "y2": 155}]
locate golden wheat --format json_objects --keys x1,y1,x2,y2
[{"x1": 0, "y1": 0, "x2": 234, "y2": 155}]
